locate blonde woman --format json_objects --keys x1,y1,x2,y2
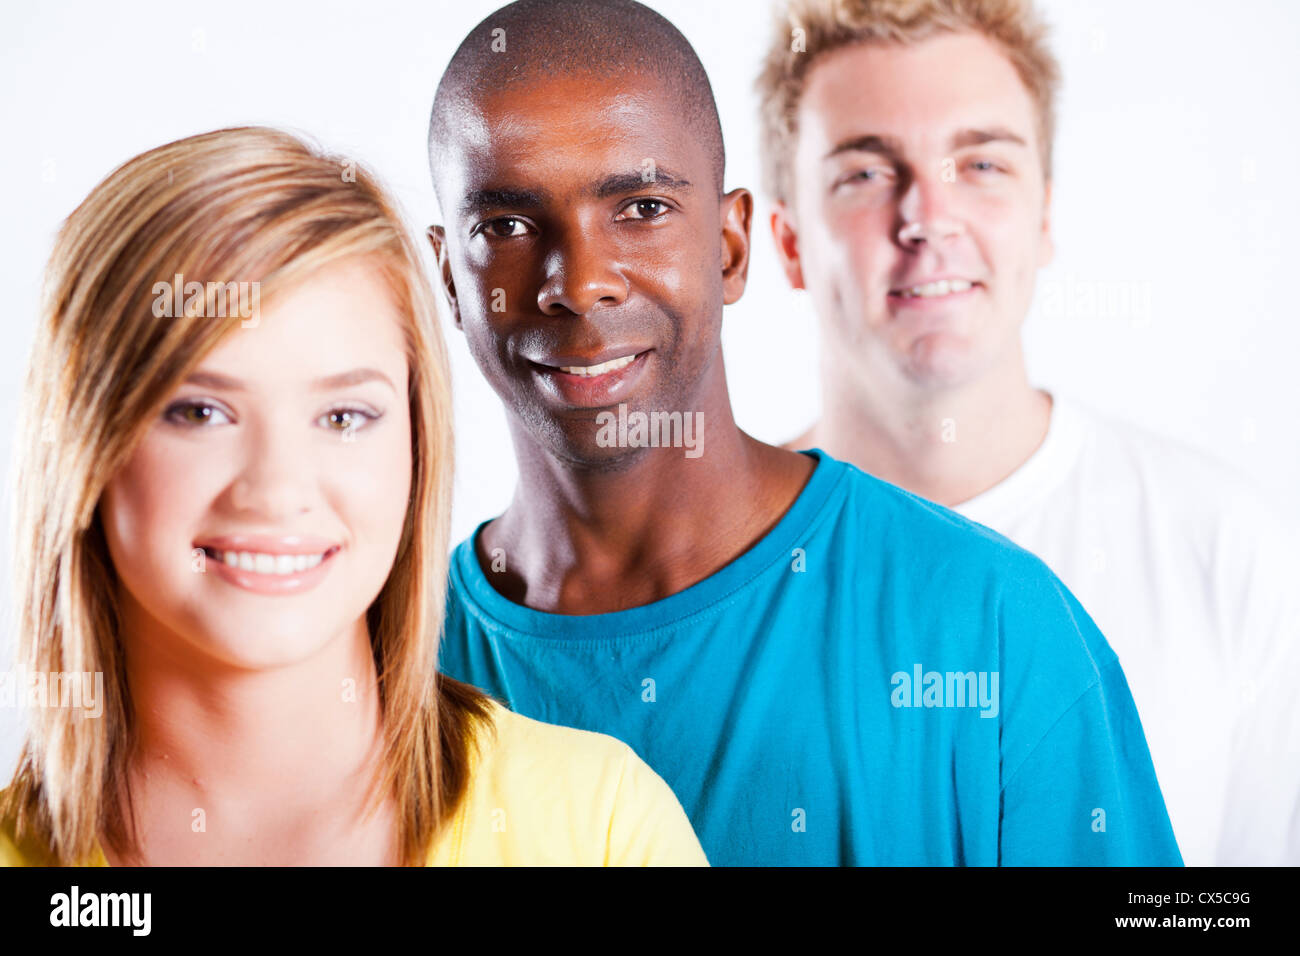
[{"x1": 0, "y1": 127, "x2": 706, "y2": 866}]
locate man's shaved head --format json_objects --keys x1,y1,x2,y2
[
  {"x1": 429, "y1": 0, "x2": 725, "y2": 196},
  {"x1": 424, "y1": 0, "x2": 754, "y2": 471}
]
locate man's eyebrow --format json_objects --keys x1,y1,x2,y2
[
  {"x1": 593, "y1": 169, "x2": 693, "y2": 199},
  {"x1": 824, "y1": 129, "x2": 1028, "y2": 160},
  {"x1": 459, "y1": 187, "x2": 549, "y2": 218},
  {"x1": 825, "y1": 134, "x2": 903, "y2": 161},
  {"x1": 182, "y1": 369, "x2": 397, "y2": 393},
  {"x1": 949, "y1": 127, "x2": 1028, "y2": 150}
]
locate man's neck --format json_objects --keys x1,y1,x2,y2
[
  {"x1": 803, "y1": 348, "x2": 1052, "y2": 508},
  {"x1": 480, "y1": 372, "x2": 815, "y2": 615}
]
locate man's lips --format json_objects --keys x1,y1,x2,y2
[
  {"x1": 888, "y1": 277, "x2": 982, "y2": 299},
  {"x1": 527, "y1": 349, "x2": 653, "y2": 409},
  {"x1": 527, "y1": 347, "x2": 652, "y2": 373},
  {"x1": 887, "y1": 278, "x2": 984, "y2": 312}
]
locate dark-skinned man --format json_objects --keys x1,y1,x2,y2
[{"x1": 426, "y1": 0, "x2": 1181, "y2": 866}]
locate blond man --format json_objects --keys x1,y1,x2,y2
[{"x1": 759, "y1": 0, "x2": 1299, "y2": 864}]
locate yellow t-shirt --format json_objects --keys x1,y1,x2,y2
[{"x1": 0, "y1": 702, "x2": 707, "y2": 866}]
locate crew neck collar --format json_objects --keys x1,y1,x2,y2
[{"x1": 452, "y1": 448, "x2": 846, "y2": 640}]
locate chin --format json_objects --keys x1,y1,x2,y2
[
  {"x1": 900, "y1": 338, "x2": 983, "y2": 390},
  {"x1": 197, "y1": 628, "x2": 337, "y2": 671},
  {"x1": 546, "y1": 429, "x2": 650, "y2": 472},
  {"x1": 518, "y1": 403, "x2": 645, "y2": 471},
  {"x1": 176, "y1": 598, "x2": 347, "y2": 667}
]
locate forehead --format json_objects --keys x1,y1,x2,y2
[
  {"x1": 203, "y1": 260, "x2": 407, "y2": 382},
  {"x1": 797, "y1": 32, "x2": 1038, "y2": 155},
  {"x1": 438, "y1": 72, "x2": 710, "y2": 206}
]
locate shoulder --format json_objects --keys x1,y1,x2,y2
[
  {"x1": 0, "y1": 792, "x2": 44, "y2": 867},
  {"x1": 1072, "y1": 399, "x2": 1291, "y2": 525},
  {"x1": 837, "y1": 455, "x2": 1130, "y2": 696},
  {"x1": 1068, "y1": 400, "x2": 1299, "y2": 582},
  {"x1": 450, "y1": 702, "x2": 706, "y2": 865},
  {"x1": 476, "y1": 701, "x2": 636, "y2": 777},
  {"x1": 0, "y1": 820, "x2": 23, "y2": 868},
  {"x1": 815, "y1": 450, "x2": 1107, "y2": 649},
  {"x1": 472, "y1": 702, "x2": 677, "y2": 814},
  {"x1": 824, "y1": 450, "x2": 1064, "y2": 592}
]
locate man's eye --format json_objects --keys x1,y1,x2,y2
[
  {"x1": 969, "y1": 160, "x2": 1002, "y2": 173},
  {"x1": 164, "y1": 401, "x2": 231, "y2": 427},
  {"x1": 619, "y1": 199, "x2": 669, "y2": 220},
  {"x1": 481, "y1": 217, "x2": 529, "y2": 238},
  {"x1": 834, "y1": 168, "x2": 887, "y2": 189}
]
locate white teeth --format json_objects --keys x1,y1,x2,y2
[
  {"x1": 898, "y1": 279, "x2": 974, "y2": 298},
  {"x1": 208, "y1": 548, "x2": 331, "y2": 576},
  {"x1": 558, "y1": 354, "x2": 637, "y2": 377}
]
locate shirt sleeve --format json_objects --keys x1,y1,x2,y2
[
  {"x1": 604, "y1": 747, "x2": 709, "y2": 867},
  {"x1": 1211, "y1": 494, "x2": 1300, "y2": 864},
  {"x1": 996, "y1": 563, "x2": 1183, "y2": 866},
  {"x1": 1000, "y1": 663, "x2": 1184, "y2": 865}
]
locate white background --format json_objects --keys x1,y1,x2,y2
[{"x1": 2, "y1": 0, "x2": 1298, "y2": 766}]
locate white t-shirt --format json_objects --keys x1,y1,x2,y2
[{"x1": 952, "y1": 391, "x2": 1300, "y2": 866}]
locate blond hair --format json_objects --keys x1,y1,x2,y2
[
  {"x1": 757, "y1": 0, "x2": 1061, "y2": 202},
  {"x1": 2, "y1": 126, "x2": 491, "y2": 866}
]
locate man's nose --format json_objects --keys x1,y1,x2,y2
[
  {"x1": 895, "y1": 172, "x2": 964, "y2": 247},
  {"x1": 536, "y1": 225, "x2": 629, "y2": 316}
]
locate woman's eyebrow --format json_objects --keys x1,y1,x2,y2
[
  {"x1": 182, "y1": 368, "x2": 397, "y2": 393},
  {"x1": 312, "y1": 368, "x2": 397, "y2": 393}
]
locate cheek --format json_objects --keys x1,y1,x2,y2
[
  {"x1": 336, "y1": 414, "x2": 413, "y2": 557},
  {"x1": 457, "y1": 247, "x2": 528, "y2": 328},
  {"x1": 973, "y1": 192, "x2": 1043, "y2": 272},
  {"x1": 101, "y1": 434, "x2": 229, "y2": 583},
  {"x1": 623, "y1": 228, "x2": 697, "y2": 315},
  {"x1": 817, "y1": 207, "x2": 892, "y2": 298}
]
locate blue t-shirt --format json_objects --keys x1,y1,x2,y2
[{"x1": 440, "y1": 449, "x2": 1183, "y2": 866}]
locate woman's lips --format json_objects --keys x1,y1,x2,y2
[
  {"x1": 199, "y1": 544, "x2": 342, "y2": 595},
  {"x1": 529, "y1": 350, "x2": 651, "y2": 408}
]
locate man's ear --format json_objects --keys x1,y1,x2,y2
[
  {"x1": 720, "y1": 187, "x2": 754, "y2": 306},
  {"x1": 426, "y1": 224, "x2": 462, "y2": 329},
  {"x1": 1038, "y1": 180, "x2": 1055, "y2": 269},
  {"x1": 769, "y1": 200, "x2": 806, "y2": 291}
]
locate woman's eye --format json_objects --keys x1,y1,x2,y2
[
  {"x1": 164, "y1": 401, "x2": 231, "y2": 427},
  {"x1": 163, "y1": 401, "x2": 380, "y2": 435},
  {"x1": 321, "y1": 407, "x2": 381, "y2": 435},
  {"x1": 969, "y1": 160, "x2": 1001, "y2": 173},
  {"x1": 481, "y1": 217, "x2": 529, "y2": 238},
  {"x1": 619, "y1": 199, "x2": 669, "y2": 220}
]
